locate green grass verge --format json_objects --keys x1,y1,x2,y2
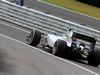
[{"x1": 41, "y1": 0, "x2": 100, "y2": 19}]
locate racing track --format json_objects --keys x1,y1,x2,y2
[
  {"x1": 0, "y1": 20, "x2": 100, "y2": 75},
  {"x1": 24, "y1": 0, "x2": 100, "y2": 30},
  {"x1": 0, "y1": 0, "x2": 100, "y2": 74}
]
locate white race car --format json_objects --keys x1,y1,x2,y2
[{"x1": 26, "y1": 30, "x2": 100, "y2": 67}]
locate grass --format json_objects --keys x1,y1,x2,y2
[{"x1": 41, "y1": 0, "x2": 100, "y2": 19}]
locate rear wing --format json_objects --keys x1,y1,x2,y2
[
  {"x1": 72, "y1": 32, "x2": 97, "y2": 50},
  {"x1": 72, "y1": 32, "x2": 96, "y2": 43}
]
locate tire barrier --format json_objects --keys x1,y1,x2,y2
[{"x1": 0, "y1": 0, "x2": 100, "y2": 48}]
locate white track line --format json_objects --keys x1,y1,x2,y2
[
  {"x1": 0, "y1": 22, "x2": 30, "y2": 33},
  {"x1": 38, "y1": 0, "x2": 100, "y2": 21},
  {"x1": 0, "y1": 33, "x2": 99, "y2": 75}
]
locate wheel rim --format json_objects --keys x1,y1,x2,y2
[
  {"x1": 52, "y1": 42, "x2": 58, "y2": 54},
  {"x1": 28, "y1": 30, "x2": 35, "y2": 42}
]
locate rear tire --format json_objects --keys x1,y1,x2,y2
[
  {"x1": 27, "y1": 30, "x2": 41, "y2": 47},
  {"x1": 52, "y1": 40, "x2": 67, "y2": 57},
  {"x1": 87, "y1": 48, "x2": 100, "y2": 67}
]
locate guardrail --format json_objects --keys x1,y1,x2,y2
[{"x1": 0, "y1": 0, "x2": 100, "y2": 48}]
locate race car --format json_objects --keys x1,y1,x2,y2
[{"x1": 26, "y1": 30, "x2": 100, "y2": 67}]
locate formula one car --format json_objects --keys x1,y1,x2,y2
[{"x1": 26, "y1": 30, "x2": 100, "y2": 67}]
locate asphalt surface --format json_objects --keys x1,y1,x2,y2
[
  {"x1": 0, "y1": 20, "x2": 100, "y2": 75},
  {"x1": 24, "y1": 0, "x2": 100, "y2": 30},
  {"x1": 0, "y1": 31, "x2": 95, "y2": 75}
]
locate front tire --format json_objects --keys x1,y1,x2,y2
[
  {"x1": 52, "y1": 40, "x2": 67, "y2": 57},
  {"x1": 27, "y1": 30, "x2": 41, "y2": 47}
]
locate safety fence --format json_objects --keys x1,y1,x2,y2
[{"x1": 0, "y1": 0, "x2": 100, "y2": 48}]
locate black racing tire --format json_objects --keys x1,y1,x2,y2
[
  {"x1": 27, "y1": 30, "x2": 41, "y2": 47},
  {"x1": 87, "y1": 48, "x2": 100, "y2": 67},
  {"x1": 52, "y1": 40, "x2": 67, "y2": 57}
]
